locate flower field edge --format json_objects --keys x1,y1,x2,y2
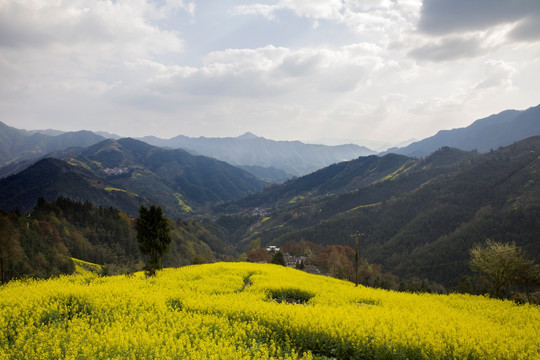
[{"x1": 0, "y1": 262, "x2": 538, "y2": 359}]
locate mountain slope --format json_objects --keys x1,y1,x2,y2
[
  {"x1": 0, "y1": 138, "x2": 266, "y2": 217},
  {"x1": 384, "y1": 104, "x2": 540, "y2": 157},
  {"x1": 139, "y1": 132, "x2": 375, "y2": 177},
  {"x1": 0, "y1": 158, "x2": 144, "y2": 215},
  {"x1": 221, "y1": 136, "x2": 540, "y2": 286},
  {"x1": 0, "y1": 121, "x2": 105, "y2": 166}
]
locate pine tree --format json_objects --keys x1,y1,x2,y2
[
  {"x1": 271, "y1": 251, "x2": 286, "y2": 266},
  {"x1": 135, "y1": 205, "x2": 171, "y2": 276}
]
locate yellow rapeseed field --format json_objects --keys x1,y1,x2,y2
[{"x1": 0, "y1": 262, "x2": 538, "y2": 359}]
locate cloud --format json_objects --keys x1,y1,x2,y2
[
  {"x1": 232, "y1": 0, "x2": 344, "y2": 21},
  {"x1": 0, "y1": 0, "x2": 187, "y2": 55},
  {"x1": 232, "y1": 0, "x2": 420, "y2": 38},
  {"x1": 474, "y1": 60, "x2": 516, "y2": 90},
  {"x1": 408, "y1": 36, "x2": 487, "y2": 62},
  {"x1": 150, "y1": 45, "x2": 382, "y2": 97},
  {"x1": 0, "y1": 0, "x2": 194, "y2": 105},
  {"x1": 418, "y1": 0, "x2": 540, "y2": 36},
  {"x1": 509, "y1": 16, "x2": 540, "y2": 41}
]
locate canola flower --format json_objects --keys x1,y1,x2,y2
[{"x1": 0, "y1": 262, "x2": 538, "y2": 359}]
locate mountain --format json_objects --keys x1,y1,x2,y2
[
  {"x1": 0, "y1": 157, "x2": 145, "y2": 215},
  {"x1": 0, "y1": 121, "x2": 105, "y2": 167},
  {"x1": 237, "y1": 165, "x2": 291, "y2": 184},
  {"x1": 0, "y1": 138, "x2": 266, "y2": 217},
  {"x1": 0, "y1": 196, "x2": 236, "y2": 282},
  {"x1": 384, "y1": 104, "x2": 540, "y2": 157},
  {"x1": 217, "y1": 136, "x2": 540, "y2": 286},
  {"x1": 223, "y1": 153, "x2": 419, "y2": 210},
  {"x1": 138, "y1": 132, "x2": 376, "y2": 177}
]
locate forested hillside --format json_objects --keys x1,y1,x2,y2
[
  {"x1": 0, "y1": 197, "x2": 232, "y2": 283},
  {"x1": 1, "y1": 136, "x2": 538, "y2": 295},
  {"x1": 0, "y1": 138, "x2": 266, "y2": 217},
  {"x1": 217, "y1": 137, "x2": 540, "y2": 287}
]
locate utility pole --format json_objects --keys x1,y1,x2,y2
[{"x1": 353, "y1": 231, "x2": 364, "y2": 287}]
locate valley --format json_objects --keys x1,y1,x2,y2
[{"x1": 0, "y1": 106, "x2": 539, "y2": 299}]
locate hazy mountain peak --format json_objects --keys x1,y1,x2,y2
[
  {"x1": 384, "y1": 104, "x2": 540, "y2": 157},
  {"x1": 238, "y1": 132, "x2": 259, "y2": 140}
]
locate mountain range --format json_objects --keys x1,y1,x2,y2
[
  {"x1": 0, "y1": 121, "x2": 105, "y2": 167},
  {"x1": 0, "y1": 138, "x2": 265, "y2": 217},
  {"x1": 1, "y1": 103, "x2": 539, "y2": 181},
  {"x1": 0, "y1": 105, "x2": 539, "y2": 288},
  {"x1": 222, "y1": 136, "x2": 540, "y2": 285},
  {"x1": 384, "y1": 104, "x2": 540, "y2": 157},
  {"x1": 139, "y1": 132, "x2": 375, "y2": 178},
  {"x1": 0, "y1": 122, "x2": 375, "y2": 182}
]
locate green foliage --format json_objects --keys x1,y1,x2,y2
[
  {"x1": 0, "y1": 138, "x2": 266, "y2": 217},
  {"x1": 470, "y1": 240, "x2": 540, "y2": 302},
  {"x1": 135, "y1": 205, "x2": 172, "y2": 276},
  {"x1": 268, "y1": 288, "x2": 314, "y2": 304},
  {"x1": 231, "y1": 137, "x2": 540, "y2": 289},
  {"x1": 0, "y1": 214, "x2": 23, "y2": 284},
  {"x1": 271, "y1": 251, "x2": 286, "y2": 266},
  {"x1": 0, "y1": 197, "x2": 233, "y2": 283}
]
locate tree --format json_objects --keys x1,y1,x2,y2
[
  {"x1": 513, "y1": 259, "x2": 540, "y2": 304},
  {"x1": 271, "y1": 251, "x2": 286, "y2": 266},
  {"x1": 0, "y1": 214, "x2": 23, "y2": 284},
  {"x1": 247, "y1": 248, "x2": 271, "y2": 263},
  {"x1": 135, "y1": 205, "x2": 171, "y2": 276},
  {"x1": 470, "y1": 240, "x2": 538, "y2": 300}
]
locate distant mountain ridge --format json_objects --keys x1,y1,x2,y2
[
  {"x1": 0, "y1": 121, "x2": 105, "y2": 166},
  {"x1": 220, "y1": 136, "x2": 540, "y2": 286},
  {"x1": 1, "y1": 103, "x2": 538, "y2": 182},
  {"x1": 138, "y1": 132, "x2": 376, "y2": 177},
  {"x1": 0, "y1": 138, "x2": 266, "y2": 217},
  {"x1": 384, "y1": 104, "x2": 540, "y2": 157}
]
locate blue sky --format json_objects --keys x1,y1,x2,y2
[{"x1": 1, "y1": 0, "x2": 539, "y2": 150}]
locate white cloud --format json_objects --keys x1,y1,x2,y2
[
  {"x1": 232, "y1": 0, "x2": 344, "y2": 21},
  {"x1": 474, "y1": 60, "x2": 516, "y2": 90},
  {"x1": 147, "y1": 45, "x2": 384, "y2": 98},
  {"x1": 408, "y1": 36, "x2": 487, "y2": 62},
  {"x1": 0, "y1": 0, "x2": 191, "y2": 107},
  {"x1": 0, "y1": 0, "x2": 187, "y2": 54},
  {"x1": 0, "y1": 0, "x2": 539, "y2": 146},
  {"x1": 233, "y1": 0, "x2": 421, "y2": 39}
]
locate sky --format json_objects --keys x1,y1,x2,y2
[{"x1": 1, "y1": 0, "x2": 539, "y2": 150}]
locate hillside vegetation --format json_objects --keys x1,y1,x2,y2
[
  {"x1": 0, "y1": 197, "x2": 231, "y2": 283},
  {"x1": 1, "y1": 263, "x2": 538, "y2": 359},
  {"x1": 0, "y1": 138, "x2": 266, "y2": 217},
  {"x1": 224, "y1": 137, "x2": 540, "y2": 287}
]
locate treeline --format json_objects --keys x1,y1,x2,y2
[
  {"x1": 229, "y1": 141, "x2": 540, "y2": 288},
  {"x1": 243, "y1": 239, "x2": 539, "y2": 303},
  {"x1": 0, "y1": 197, "x2": 234, "y2": 283},
  {"x1": 245, "y1": 240, "x2": 446, "y2": 293}
]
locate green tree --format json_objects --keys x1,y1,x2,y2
[
  {"x1": 0, "y1": 215, "x2": 23, "y2": 284},
  {"x1": 470, "y1": 240, "x2": 537, "y2": 300},
  {"x1": 271, "y1": 251, "x2": 286, "y2": 266},
  {"x1": 456, "y1": 275, "x2": 473, "y2": 294},
  {"x1": 513, "y1": 260, "x2": 540, "y2": 304},
  {"x1": 135, "y1": 205, "x2": 171, "y2": 276}
]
